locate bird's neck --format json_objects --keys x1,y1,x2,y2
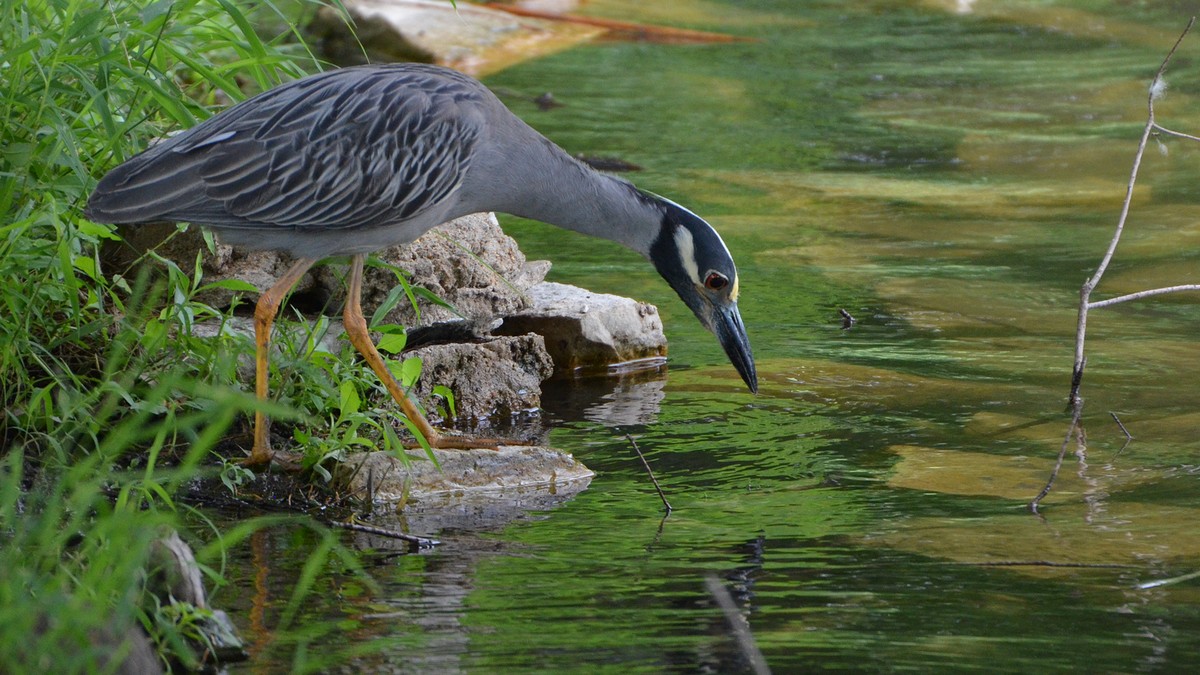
[
  {"x1": 526, "y1": 164, "x2": 664, "y2": 257},
  {"x1": 464, "y1": 128, "x2": 666, "y2": 258}
]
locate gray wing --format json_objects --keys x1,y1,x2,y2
[{"x1": 86, "y1": 65, "x2": 485, "y2": 231}]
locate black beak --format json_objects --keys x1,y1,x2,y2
[{"x1": 715, "y1": 302, "x2": 757, "y2": 393}]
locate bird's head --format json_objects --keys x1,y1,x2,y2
[{"x1": 646, "y1": 195, "x2": 757, "y2": 393}]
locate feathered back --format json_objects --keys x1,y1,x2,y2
[{"x1": 86, "y1": 64, "x2": 487, "y2": 233}]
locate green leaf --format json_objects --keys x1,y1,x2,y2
[
  {"x1": 370, "y1": 283, "x2": 412, "y2": 328},
  {"x1": 412, "y1": 285, "x2": 457, "y2": 313},
  {"x1": 197, "y1": 278, "x2": 259, "y2": 294},
  {"x1": 140, "y1": 0, "x2": 175, "y2": 23},
  {"x1": 395, "y1": 413, "x2": 439, "y2": 468},
  {"x1": 73, "y1": 255, "x2": 98, "y2": 281},
  {"x1": 432, "y1": 384, "x2": 457, "y2": 418},
  {"x1": 376, "y1": 326, "x2": 408, "y2": 354},
  {"x1": 339, "y1": 380, "x2": 360, "y2": 417},
  {"x1": 399, "y1": 357, "x2": 422, "y2": 388},
  {"x1": 141, "y1": 318, "x2": 167, "y2": 350}
]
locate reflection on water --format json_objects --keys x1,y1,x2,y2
[
  {"x1": 541, "y1": 371, "x2": 667, "y2": 426},
  {"x1": 228, "y1": 1, "x2": 1200, "y2": 671}
]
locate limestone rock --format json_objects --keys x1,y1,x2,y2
[
  {"x1": 307, "y1": 0, "x2": 603, "y2": 77},
  {"x1": 338, "y1": 212, "x2": 550, "y2": 330},
  {"x1": 355, "y1": 479, "x2": 591, "y2": 538},
  {"x1": 111, "y1": 213, "x2": 550, "y2": 332},
  {"x1": 106, "y1": 223, "x2": 318, "y2": 312},
  {"x1": 496, "y1": 281, "x2": 668, "y2": 375},
  {"x1": 341, "y1": 446, "x2": 594, "y2": 503},
  {"x1": 406, "y1": 334, "x2": 554, "y2": 422},
  {"x1": 192, "y1": 319, "x2": 553, "y2": 423}
]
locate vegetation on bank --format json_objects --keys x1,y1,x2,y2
[{"x1": 0, "y1": 0, "x2": 378, "y2": 670}]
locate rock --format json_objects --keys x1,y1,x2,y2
[
  {"x1": 147, "y1": 529, "x2": 209, "y2": 608},
  {"x1": 338, "y1": 212, "x2": 551, "y2": 330},
  {"x1": 495, "y1": 281, "x2": 668, "y2": 375},
  {"x1": 355, "y1": 477, "x2": 591, "y2": 538},
  {"x1": 406, "y1": 334, "x2": 554, "y2": 422},
  {"x1": 341, "y1": 446, "x2": 594, "y2": 503},
  {"x1": 105, "y1": 223, "x2": 319, "y2": 313},
  {"x1": 192, "y1": 320, "x2": 553, "y2": 424},
  {"x1": 307, "y1": 0, "x2": 603, "y2": 76},
  {"x1": 92, "y1": 621, "x2": 164, "y2": 675},
  {"x1": 109, "y1": 213, "x2": 551, "y2": 332},
  {"x1": 145, "y1": 529, "x2": 247, "y2": 666}
]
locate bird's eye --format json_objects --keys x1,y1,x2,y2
[{"x1": 704, "y1": 271, "x2": 729, "y2": 291}]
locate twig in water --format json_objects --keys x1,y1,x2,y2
[
  {"x1": 1070, "y1": 16, "x2": 1199, "y2": 405},
  {"x1": 1031, "y1": 402, "x2": 1085, "y2": 513},
  {"x1": 627, "y1": 434, "x2": 672, "y2": 514},
  {"x1": 1138, "y1": 569, "x2": 1200, "y2": 590},
  {"x1": 705, "y1": 575, "x2": 771, "y2": 675},
  {"x1": 838, "y1": 308, "x2": 856, "y2": 329},
  {"x1": 325, "y1": 519, "x2": 440, "y2": 549},
  {"x1": 1110, "y1": 412, "x2": 1133, "y2": 441}
]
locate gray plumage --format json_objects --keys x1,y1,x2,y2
[{"x1": 87, "y1": 63, "x2": 756, "y2": 392}]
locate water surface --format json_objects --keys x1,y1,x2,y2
[{"x1": 225, "y1": 1, "x2": 1200, "y2": 671}]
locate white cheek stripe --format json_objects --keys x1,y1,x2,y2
[
  {"x1": 674, "y1": 226, "x2": 701, "y2": 285},
  {"x1": 656, "y1": 193, "x2": 735, "y2": 262},
  {"x1": 656, "y1": 192, "x2": 739, "y2": 299}
]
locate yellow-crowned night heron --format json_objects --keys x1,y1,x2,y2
[{"x1": 86, "y1": 63, "x2": 756, "y2": 466}]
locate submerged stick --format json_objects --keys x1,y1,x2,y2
[
  {"x1": 627, "y1": 434, "x2": 672, "y2": 514},
  {"x1": 1031, "y1": 402, "x2": 1085, "y2": 513},
  {"x1": 326, "y1": 520, "x2": 439, "y2": 549},
  {"x1": 705, "y1": 575, "x2": 771, "y2": 675},
  {"x1": 1138, "y1": 569, "x2": 1200, "y2": 590},
  {"x1": 1109, "y1": 412, "x2": 1133, "y2": 441}
]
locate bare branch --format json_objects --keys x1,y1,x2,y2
[
  {"x1": 1085, "y1": 16, "x2": 1195, "y2": 293},
  {"x1": 1069, "y1": 17, "x2": 1196, "y2": 407},
  {"x1": 1085, "y1": 16, "x2": 1195, "y2": 290},
  {"x1": 1149, "y1": 16, "x2": 1196, "y2": 97},
  {"x1": 1070, "y1": 298, "x2": 1089, "y2": 406},
  {"x1": 1086, "y1": 121, "x2": 1156, "y2": 295},
  {"x1": 1088, "y1": 284, "x2": 1200, "y2": 308},
  {"x1": 1153, "y1": 123, "x2": 1200, "y2": 143}
]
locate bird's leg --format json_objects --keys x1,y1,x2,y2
[
  {"x1": 342, "y1": 254, "x2": 503, "y2": 450},
  {"x1": 247, "y1": 257, "x2": 318, "y2": 466}
]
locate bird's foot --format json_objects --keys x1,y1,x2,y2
[{"x1": 240, "y1": 447, "x2": 305, "y2": 472}]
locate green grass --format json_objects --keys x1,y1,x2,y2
[{"x1": 0, "y1": 0, "x2": 377, "y2": 670}]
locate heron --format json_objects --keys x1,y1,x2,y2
[{"x1": 86, "y1": 63, "x2": 756, "y2": 466}]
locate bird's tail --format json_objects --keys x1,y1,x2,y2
[{"x1": 85, "y1": 148, "x2": 201, "y2": 225}]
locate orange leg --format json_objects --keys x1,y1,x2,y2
[
  {"x1": 342, "y1": 253, "x2": 500, "y2": 449},
  {"x1": 247, "y1": 257, "x2": 318, "y2": 466}
]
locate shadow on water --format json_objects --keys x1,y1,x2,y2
[{"x1": 227, "y1": 0, "x2": 1200, "y2": 671}]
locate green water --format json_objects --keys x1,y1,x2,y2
[{"x1": 226, "y1": 1, "x2": 1200, "y2": 671}]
